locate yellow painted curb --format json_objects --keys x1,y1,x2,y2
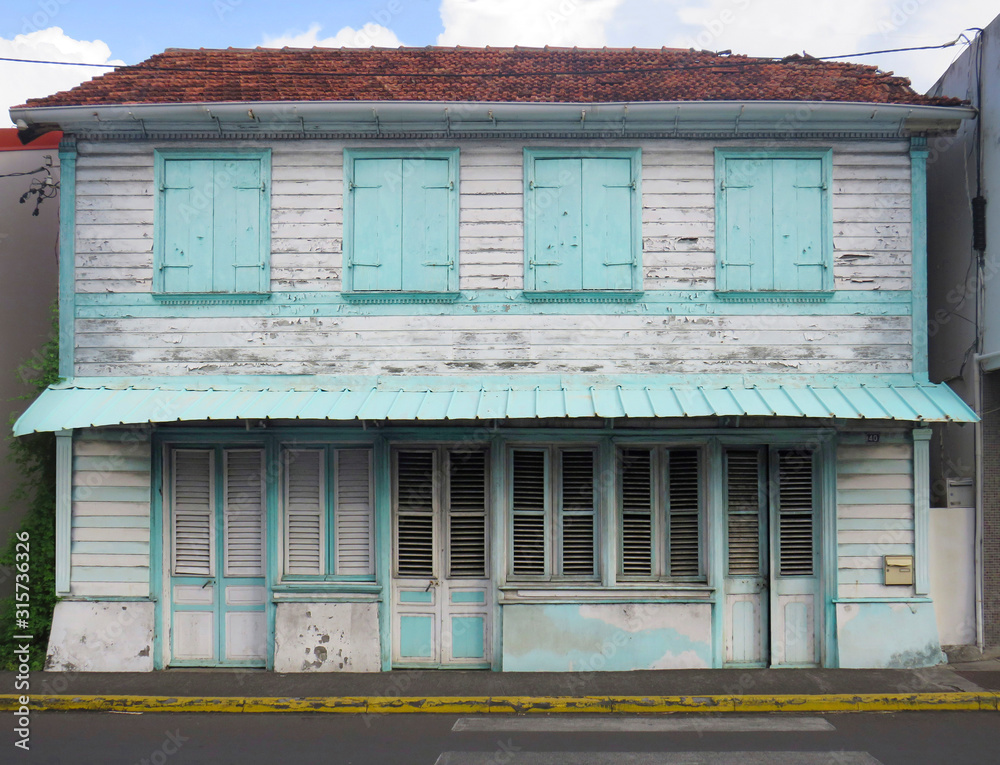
[{"x1": 1, "y1": 692, "x2": 998, "y2": 714}]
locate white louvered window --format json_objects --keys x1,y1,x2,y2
[
  {"x1": 172, "y1": 449, "x2": 214, "y2": 576},
  {"x1": 509, "y1": 446, "x2": 598, "y2": 581},
  {"x1": 281, "y1": 446, "x2": 375, "y2": 579},
  {"x1": 448, "y1": 451, "x2": 488, "y2": 578},
  {"x1": 395, "y1": 450, "x2": 436, "y2": 577},
  {"x1": 618, "y1": 447, "x2": 704, "y2": 581},
  {"x1": 224, "y1": 450, "x2": 265, "y2": 577},
  {"x1": 284, "y1": 449, "x2": 325, "y2": 576},
  {"x1": 776, "y1": 449, "x2": 816, "y2": 577},
  {"x1": 726, "y1": 449, "x2": 764, "y2": 576}
]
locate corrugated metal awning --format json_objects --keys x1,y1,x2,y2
[{"x1": 12, "y1": 377, "x2": 977, "y2": 435}]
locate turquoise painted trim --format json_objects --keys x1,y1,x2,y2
[
  {"x1": 523, "y1": 147, "x2": 643, "y2": 297},
  {"x1": 70, "y1": 485, "x2": 150, "y2": 503},
  {"x1": 820, "y1": 437, "x2": 839, "y2": 668},
  {"x1": 73, "y1": 456, "x2": 151, "y2": 472},
  {"x1": 340, "y1": 292, "x2": 461, "y2": 304},
  {"x1": 374, "y1": 436, "x2": 392, "y2": 671},
  {"x1": 714, "y1": 291, "x2": 834, "y2": 303},
  {"x1": 707, "y1": 438, "x2": 725, "y2": 668},
  {"x1": 75, "y1": 288, "x2": 911, "y2": 313},
  {"x1": 450, "y1": 591, "x2": 486, "y2": 603},
  {"x1": 399, "y1": 590, "x2": 433, "y2": 603},
  {"x1": 152, "y1": 148, "x2": 272, "y2": 297},
  {"x1": 55, "y1": 430, "x2": 72, "y2": 595},
  {"x1": 72, "y1": 567, "x2": 149, "y2": 582},
  {"x1": 714, "y1": 148, "x2": 834, "y2": 295},
  {"x1": 490, "y1": 434, "x2": 505, "y2": 671},
  {"x1": 343, "y1": 147, "x2": 460, "y2": 296},
  {"x1": 520, "y1": 291, "x2": 644, "y2": 303},
  {"x1": 58, "y1": 139, "x2": 76, "y2": 378},
  {"x1": 912, "y1": 427, "x2": 931, "y2": 596},
  {"x1": 151, "y1": 293, "x2": 273, "y2": 306},
  {"x1": 265, "y1": 435, "x2": 280, "y2": 670},
  {"x1": 910, "y1": 142, "x2": 929, "y2": 381},
  {"x1": 149, "y1": 437, "x2": 164, "y2": 669}
]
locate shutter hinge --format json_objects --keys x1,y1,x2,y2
[{"x1": 421, "y1": 259, "x2": 455, "y2": 268}]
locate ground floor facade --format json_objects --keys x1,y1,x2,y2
[{"x1": 45, "y1": 420, "x2": 944, "y2": 672}]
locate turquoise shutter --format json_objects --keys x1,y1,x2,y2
[
  {"x1": 720, "y1": 158, "x2": 773, "y2": 292},
  {"x1": 772, "y1": 159, "x2": 826, "y2": 291},
  {"x1": 582, "y1": 157, "x2": 635, "y2": 290},
  {"x1": 161, "y1": 159, "x2": 214, "y2": 293},
  {"x1": 350, "y1": 158, "x2": 403, "y2": 291},
  {"x1": 529, "y1": 158, "x2": 583, "y2": 291},
  {"x1": 215, "y1": 159, "x2": 266, "y2": 293},
  {"x1": 402, "y1": 158, "x2": 454, "y2": 292}
]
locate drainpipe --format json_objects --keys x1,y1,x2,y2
[{"x1": 973, "y1": 354, "x2": 987, "y2": 651}]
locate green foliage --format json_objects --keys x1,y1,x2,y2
[{"x1": 0, "y1": 304, "x2": 60, "y2": 670}]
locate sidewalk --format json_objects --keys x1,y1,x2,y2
[{"x1": 2, "y1": 660, "x2": 999, "y2": 714}]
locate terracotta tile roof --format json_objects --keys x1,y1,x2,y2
[{"x1": 19, "y1": 46, "x2": 962, "y2": 109}]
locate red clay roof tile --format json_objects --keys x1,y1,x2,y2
[{"x1": 19, "y1": 46, "x2": 962, "y2": 109}]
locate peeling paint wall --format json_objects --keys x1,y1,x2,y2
[
  {"x1": 502, "y1": 603, "x2": 712, "y2": 672},
  {"x1": 273, "y1": 602, "x2": 380, "y2": 672},
  {"x1": 45, "y1": 601, "x2": 154, "y2": 671},
  {"x1": 836, "y1": 601, "x2": 945, "y2": 668}
]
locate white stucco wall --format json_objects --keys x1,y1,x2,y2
[
  {"x1": 273, "y1": 602, "x2": 381, "y2": 672},
  {"x1": 45, "y1": 601, "x2": 155, "y2": 671},
  {"x1": 929, "y1": 506, "x2": 977, "y2": 645}
]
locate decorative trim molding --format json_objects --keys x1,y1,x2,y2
[
  {"x1": 152, "y1": 293, "x2": 273, "y2": 306},
  {"x1": 715, "y1": 291, "x2": 835, "y2": 303},
  {"x1": 340, "y1": 292, "x2": 461, "y2": 305}
]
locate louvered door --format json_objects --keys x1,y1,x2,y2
[
  {"x1": 723, "y1": 446, "x2": 819, "y2": 668},
  {"x1": 169, "y1": 447, "x2": 267, "y2": 667},
  {"x1": 392, "y1": 448, "x2": 491, "y2": 667}
]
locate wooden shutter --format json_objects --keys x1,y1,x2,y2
[
  {"x1": 402, "y1": 158, "x2": 454, "y2": 293},
  {"x1": 559, "y1": 450, "x2": 596, "y2": 576},
  {"x1": 447, "y1": 451, "x2": 487, "y2": 578},
  {"x1": 726, "y1": 449, "x2": 763, "y2": 576},
  {"x1": 771, "y1": 158, "x2": 827, "y2": 291},
  {"x1": 667, "y1": 449, "x2": 701, "y2": 577},
  {"x1": 160, "y1": 159, "x2": 214, "y2": 293},
  {"x1": 529, "y1": 157, "x2": 583, "y2": 291},
  {"x1": 582, "y1": 157, "x2": 636, "y2": 290},
  {"x1": 395, "y1": 450, "x2": 435, "y2": 577},
  {"x1": 776, "y1": 449, "x2": 815, "y2": 577},
  {"x1": 224, "y1": 449, "x2": 265, "y2": 577},
  {"x1": 350, "y1": 157, "x2": 403, "y2": 291},
  {"x1": 620, "y1": 448, "x2": 653, "y2": 576},
  {"x1": 172, "y1": 449, "x2": 213, "y2": 576},
  {"x1": 511, "y1": 449, "x2": 546, "y2": 576},
  {"x1": 216, "y1": 158, "x2": 267, "y2": 293},
  {"x1": 719, "y1": 157, "x2": 770, "y2": 291},
  {"x1": 335, "y1": 449, "x2": 374, "y2": 576},
  {"x1": 284, "y1": 449, "x2": 324, "y2": 576}
]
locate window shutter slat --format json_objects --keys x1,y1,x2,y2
[
  {"x1": 396, "y1": 451, "x2": 435, "y2": 576},
  {"x1": 284, "y1": 449, "x2": 324, "y2": 576},
  {"x1": 336, "y1": 449, "x2": 374, "y2": 576},
  {"x1": 560, "y1": 450, "x2": 595, "y2": 576},
  {"x1": 777, "y1": 449, "x2": 815, "y2": 577},
  {"x1": 448, "y1": 452, "x2": 487, "y2": 578},
  {"x1": 511, "y1": 450, "x2": 546, "y2": 576},
  {"x1": 726, "y1": 450, "x2": 763, "y2": 576},
  {"x1": 172, "y1": 450, "x2": 213, "y2": 576},
  {"x1": 620, "y1": 449, "x2": 653, "y2": 576},
  {"x1": 224, "y1": 449, "x2": 265, "y2": 577},
  {"x1": 668, "y1": 449, "x2": 701, "y2": 577}
]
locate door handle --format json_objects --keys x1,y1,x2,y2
[
  {"x1": 424, "y1": 579, "x2": 439, "y2": 592},
  {"x1": 202, "y1": 578, "x2": 215, "y2": 589}
]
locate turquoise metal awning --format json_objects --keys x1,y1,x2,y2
[{"x1": 12, "y1": 377, "x2": 977, "y2": 435}]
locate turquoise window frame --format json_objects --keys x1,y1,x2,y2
[
  {"x1": 342, "y1": 147, "x2": 461, "y2": 301},
  {"x1": 714, "y1": 148, "x2": 834, "y2": 301},
  {"x1": 523, "y1": 147, "x2": 643, "y2": 301},
  {"x1": 152, "y1": 149, "x2": 272, "y2": 301}
]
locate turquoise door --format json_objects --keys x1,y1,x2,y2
[
  {"x1": 724, "y1": 447, "x2": 820, "y2": 667},
  {"x1": 392, "y1": 448, "x2": 491, "y2": 668},
  {"x1": 168, "y1": 448, "x2": 268, "y2": 667}
]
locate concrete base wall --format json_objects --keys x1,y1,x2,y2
[
  {"x1": 836, "y1": 601, "x2": 946, "y2": 668},
  {"x1": 273, "y1": 602, "x2": 381, "y2": 672},
  {"x1": 929, "y1": 506, "x2": 977, "y2": 645},
  {"x1": 45, "y1": 601, "x2": 155, "y2": 672},
  {"x1": 501, "y1": 603, "x2": 712, "y2": 672}
]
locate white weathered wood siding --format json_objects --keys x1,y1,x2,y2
[
  {"x1": 837, "y1": 440, "x2": 915, "y2": 598},
  {"x1": 70, "y1": 430, "x2": 152, "y2": 596},
  {"x1": 73, "y1": 139, "x2": 912, "y2": 377}
]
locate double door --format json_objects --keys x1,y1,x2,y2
[
  {"x1": 723, "y1": 446, "x2": 821, "y2": 667},
  {"x1": 392, "y1": 448, "x2": 491, "y2": 667}
]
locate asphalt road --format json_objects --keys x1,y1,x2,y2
[{"x1": 15, "y1": 711, "x2": 1000, "y2": 765}]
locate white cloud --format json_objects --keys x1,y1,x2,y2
[
  {"x1": 262, "y1": 22, "x2": 404, "y2": 49},
  {"x1": 2, "y1": 27, "x2": 122, "y2": 126},
  {"x1": 437, "y1": 0, "x2": 626, "y2": 47}
]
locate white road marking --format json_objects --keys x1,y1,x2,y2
[
  {"x1": 451, "y1": 716, "x2": 836, "y2": 733},
  {"x1": 435, "y1": 753, "x2": 882, "y2": 765}
]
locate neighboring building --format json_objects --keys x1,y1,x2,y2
[
  {"x1": 0, "y1": 128, "x2": 60, "y2": 597},
  {"x1": 926, "y1": 18, "x2": 1000, "y2": 657},
  {"x1": 10, "y1": 47, "x2": 977, "y2": 672}
]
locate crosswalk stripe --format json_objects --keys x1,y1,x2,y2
[
  {"x1": 434, "y1": 753, "x2": 883, "y2": 765},
  {"x1": 452, "y1": 716, "x2": 836, "y2": 733}
]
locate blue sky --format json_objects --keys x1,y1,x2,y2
[{"x1": 1, "y1": 0, "x2": 997, "y2": 124}]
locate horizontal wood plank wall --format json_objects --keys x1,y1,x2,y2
[
  {"x1": 836, "y1": 441, "x2": 916, "y2": 599},
  {"x1": 73, "y1": 138, "x2": 912, "y2": 377},
  {"x1": 69, "y1": 430, "x2": 152, "y2": 597}
]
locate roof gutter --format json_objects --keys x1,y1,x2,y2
[{"x1": 10, "y1": 100, "x2": 976, "y2": 140}]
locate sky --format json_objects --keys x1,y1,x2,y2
[{"x1": 1, "y1": 0, "x2": 996, "y2": 126}]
